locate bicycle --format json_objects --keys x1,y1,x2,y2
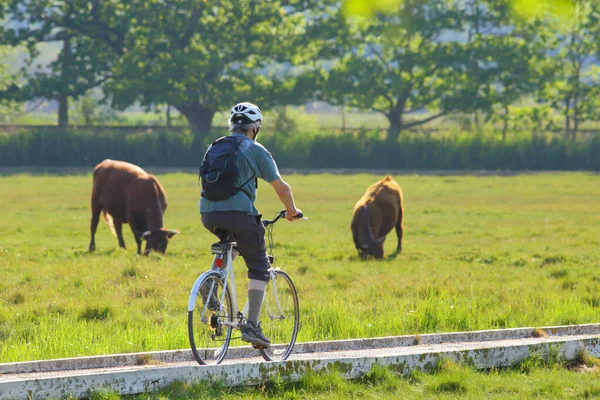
[{"x1": 188, "y1": 210, "x2": 305, "y2": 365}]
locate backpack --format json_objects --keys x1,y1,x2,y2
[{"x1": 199, "y1": 136, "x2": 254, "y2": 201}]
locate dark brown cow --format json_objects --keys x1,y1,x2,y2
[
  {"x1": 89, "y1": 159, "x2": 178, "y2": 255},
  {"x1": 351, "y1": 175, "x2": 404, "y2": 260}
]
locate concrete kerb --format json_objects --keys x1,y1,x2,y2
[
  {"x1": 1, "y1": 334, "x2": 599, "y2": 399},
  {"x1": 2, "y1": 323, "x2": 599, "y2": 375}
]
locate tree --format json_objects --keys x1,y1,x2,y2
[
  {"x1": 102, "y1": 0, "x2": 324, "y2": 136},
  {"x1": 538, "y1": 0, "x2": 600, "y2": 139},
  {"x1": 459, "y1": 0, "x2": 556, "y2": 138},
  {"x1": 0, "y1": 1, "x2": 122, "y2": 128},
  {"x1": 320, "y1": 0, "x2": 473, "y2": 141},
  {"x1": 0, "y1": 46, "x2": 23, "y2": 122},
  {"x1": 334, "y1": 0, "x2": 584, "y2": 139}
]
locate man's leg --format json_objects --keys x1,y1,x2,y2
[
  {"x1": 232, "y1": 215, "x2": 271, "y2": 346},
  {"x1": 201, "y1": 211, "x2": 271, "y2": 346},
  {"x1": 247, "y1": 279, "x2": 267, "y2": 324}
]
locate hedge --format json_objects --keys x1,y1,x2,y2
[{"x1": 0, "y1": 128, "x2": 598, "y2": 171}]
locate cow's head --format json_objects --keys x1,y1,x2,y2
[
  {"x1": 141, "y1": 229, "x2": 179, "y2": 255},
  {"x1": 352, "y1": 205, "x2": 384, "y2": 260}
]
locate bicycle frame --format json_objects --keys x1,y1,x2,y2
[
  {"x1": 187, "y1": 243, "x2": 286, "y2": 329},
  {"x1": 187, "y1": 246, "x2": 240, "y2": 326}
]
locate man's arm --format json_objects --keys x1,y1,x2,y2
[{"x1": 269, "y1": 178, "x2": 301, "y2": 221}]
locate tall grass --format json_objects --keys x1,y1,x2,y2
[
  {"x1": 1, "y1": 128, "x2": 599, "y2": 170},
  {"x1": 0, "y1": 173, "x2": 599, "y2": 362}
]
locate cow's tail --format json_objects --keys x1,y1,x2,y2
[{"x1": 102, "y1": 210, "x2": 117, "y2": 237}]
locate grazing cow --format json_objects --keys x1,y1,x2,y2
[
  {"x1": 89, "y1": 159, "x2": 178, "y2": 255},
  {"x1": 351, "y1": 175, "x2": 404, "y2": 260}
]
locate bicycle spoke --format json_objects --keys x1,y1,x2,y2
[
  {"x1": 188, "y1": 273, "x2": 233, "y2": 365},
  {"x1": 259, "y1": 269, "x2": 299, "y2": 362}
]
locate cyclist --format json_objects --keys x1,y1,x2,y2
[{"x1": 199, "y1": 102, "x2": 302, "y2": 348}]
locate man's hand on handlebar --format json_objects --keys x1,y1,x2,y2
[{"x1": 285, "y1": 208, "x2": 303, "y2": 221}]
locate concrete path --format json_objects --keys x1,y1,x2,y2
[{"x1": 1, "y1": 324, "x2": 599, "y2": 399}]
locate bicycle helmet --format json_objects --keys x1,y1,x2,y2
[{"x1": 229, "y1": 102, "x2": 263, "y2": 126}]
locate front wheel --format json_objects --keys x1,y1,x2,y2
[
  {"x1": 259, "y1": 269, "x2": 300, "y2": 362},
  {"x1": 188, "y1": 271, "x2": 233, "y2": 365}
]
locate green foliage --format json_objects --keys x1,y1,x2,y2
[
  {"x1": 70, "y1": 91, "x2": 123, "y2": 126},
  {"x1": 0, "y1": 1, "x2": 120, "y2": 127},
  {"x1": 101, "y1": 0, "x2": 327, "y2": 133},
  {"x1": 1, "y1": 0, "x2": 598, "y2": 139},
  {"x1": 537, "y1": 1, "x2": 600, "y2": 139},
  {"x1": 361, "y1": 363, "x2": 399, "y2": 389},
  {"x1": 509, "y1": 0, "x2": 576, "y2": 21},
  {"x1": 317, "y1": 0, "x2": 592, "y2": 141},
  {"x1": 87, "y1": 389, "x2": 121, "y2": 400},
  {"x1": 514, "y1": 345, "x2": 567, "y2": 373},
  {"x1": 320, "y1": 0, "x2": 470, "y2": 140},
  {"x1": 0, "y1": 46, "x2": 22, "y2": 121},
  {"x1": 1, "y1": 128, "x2": 599, "y2": 171},
  {"x1": 343, "y1": 0, "x2": 576, "y2": 21},
  {"x1": 79, "y1": 305, "x2": 113, "y2": 322},
  {"x1": 119, "y1": 363, "x2": 600, "y2": 399},
  {"x1": 575, "y1": 349, "x2": 600, "y2": 368}
]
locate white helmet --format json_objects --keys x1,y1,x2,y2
[{"x1": 229, "y1": 102, "x2": 263, "y2": 125}]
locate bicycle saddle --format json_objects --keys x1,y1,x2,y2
[{"x1": 212, "y1": 228, "x2": 234, "y2": 243}]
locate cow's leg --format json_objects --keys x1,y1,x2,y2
[
  {"x1": 135, "y1": 235, "x2": 142, "y2": 255},
  {"x1": 129, "y1": 225, "x2": 142, "y2": 255},
  {"x1": 114, "y1": 220, "x2": 126, "y2": 249},
  {"x1": 128, "y1": 213, "x2": 143, "y2": 255},
  {"x1": 129, "y1": 225, "x2": 143, "y2": 255},
  {"x1": 395, "y1": 211, "x2": 404, "y2": 254},
  {"x1": 89, "y1": 200, "x2": 102, "y2": 252}
]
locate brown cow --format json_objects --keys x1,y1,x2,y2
[
  {"x1": 351, "y1": 175, "x2": 404, "y2": 260},
  {"x1": 89, "y1": 159, "x2": 178, "y2": 255}
]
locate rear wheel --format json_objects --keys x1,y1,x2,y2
[
  {"x1": 188, "y1": 272, "x2": 233, "y2": 365},
  {"x1": 259, "y1": 269, "x2": 299, "y2": 362}
]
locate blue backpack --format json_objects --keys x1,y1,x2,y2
[{"x1": 199, "y1": 136, "x2": 254, "y2": 201}]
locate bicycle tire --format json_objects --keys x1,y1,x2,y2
[
  {"x1": 259, "y1": 269, "x2": 300, "y2": 362},
  {"x1": 188, "y1": 271, "x2": 233, "y2": 365}
]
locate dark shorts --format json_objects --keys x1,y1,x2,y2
[{"x1": 201, "y1": 211, "x2": 270, "y2": 282}]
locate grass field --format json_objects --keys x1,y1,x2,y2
[
  {"x1": 1, "y1": 172, "x2": 600, "y2": 363},
  {"x1": 1, "y1": 171, "x2": 600, "y2": 397}
]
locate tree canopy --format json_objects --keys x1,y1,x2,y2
[
  {"x1": 101, "y1": 0, "x2": 328, "y2": 135},
  {"x1": 0, "y1": 0, "x2": 598, "y2": 139}
]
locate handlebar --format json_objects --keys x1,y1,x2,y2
[{"x1": 262, "y1": 210, "x2": 305, "y2": 227}]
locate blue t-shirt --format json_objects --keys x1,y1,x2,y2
[{"x1": 199, "y1": 133, "x2": 281, "y2": 216}]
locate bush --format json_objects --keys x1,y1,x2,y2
[{"x1": 0, "y1": 128, "x2": 598, "y2": 171}]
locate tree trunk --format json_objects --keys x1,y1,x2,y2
[
  {"x1": 166, "y1": 104, "x2": 172, "y2": 127},
  {"x1": 565, "y1": 115, "x2": 571, "y2": 139},
  {"x1": 341, "y1": 102, "x2": 346, "y2": 134},
  {"x1": 58, "y1": 36, "x2": 71, "y2": 130},
  {"x1": 84, "y1": 110, "x2": 92, "y2": 126},
  {"x1": 502, "y1": 105, "x2": 509, "y2": 140},
  {"x1": 474, "y1": 110, "x2": 480, "y2": 132},
  {"x1": 177, "y1": 103, "x2": 215, "y2": 136},
  {"x1": 58, "y1": 94, "x2": 69, "y2": 129},
  {"x1": 572, "y1": 89, "x2": 580, "y2": 141},
  {"x1": 387, "y1": 112, "x2": 403, "y2": 142}
]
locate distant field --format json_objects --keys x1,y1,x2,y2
[
  {"x1": 8, "y1": 108, "x2": 391, "y2": 131},
  {"x1": 0, "y1": 172, "x2": 599, "y2": 363},
  {"x1": 7, "y1": 107, "x2": 600, "y2": 133}
]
